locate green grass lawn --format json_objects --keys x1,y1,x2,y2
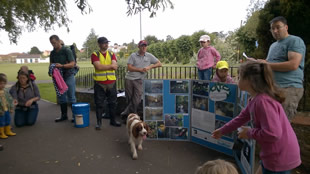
[
  {"x1": 0, "y1": 61, "x2": 93, "y2": 82},
  {"x1": 37, "y1": 83, "x2": 57, "y2": 103}
]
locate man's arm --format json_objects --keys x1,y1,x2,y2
[
  {"x1": 144, "y1": 60, "x2": 162, "y2": 71},
  {"x1": 93, "y1": 60, "x2": 117, "y2": 71},
  {"x1": 127, "y1": 64, "x2": 143, "y2": 72},
  {"x1": 261, "y1": 51, "x2": 302, "y2": 72}
]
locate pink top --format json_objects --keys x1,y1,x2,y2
[
  {"x1": 211, "y1": 73, "x2": 235, "y2": 84},
  {"x1": 197, "y1": 46, "x2": 221, "y2": 70},
  {"x1": 220, "y1": 94, "x2": 301, "y2": 172}
]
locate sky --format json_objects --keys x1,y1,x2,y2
[{"x1": 0, "y1": 0, "x2": 250, "y2": 54}]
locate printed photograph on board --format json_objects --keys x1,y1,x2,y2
[
  {"x1": 170, "y1": 81, "x2": 189, "y2": 93},
  {"x1": 145, "y1": 107, "x2": 163, "y2": 120},
  {"x1": 193, "y1": 96, "x2": 208, "y2": 111},
  {"x1": 215, "y1": 101, "x2": 234, "y2": 118},
  {"x1": 157, "y1": 121, "x2": 170, "y2": 138},
  {"x1": 215, "y1": 120, "x2": 233, "y2": 138},
  {"x1": 170, "y1": 127, "x2": 188, "y2": 140},
  {"x1": 145, "y1": 121, "x2": 157, "y2": 139},
  {"x1": 145, "y1": 80, "x2": 163, "y2": 93},
  {"x1": 175, "y1": 95, "x2": 189, "y2": 113},
  {"x1": 192, "y1": 81, "x2": 209, "y2": 96},
  {"x1": 164, "y1": 114, "x2": 183, "y2": 127},
  {"x1": 145, "y1": 94, "x2": 163, "y2": 107}
]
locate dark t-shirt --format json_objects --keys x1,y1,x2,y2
[
  {"x1": 50, "y1": 46, "x2": 74, "y2": 64},
  {"x1": 50, "y1": 46, "x2": 75, "y2": 77}
]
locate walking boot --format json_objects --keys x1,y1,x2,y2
[
  {"x1": 102, "y1": 100, "x2": 110, "y2": 119},
  {"x1": 95, "y1": 107, "x2": 103, "y2": 130},
  {"x1": 109, "y1": 106, "x2": 121, "y2": 127},
  {"x1": 70, "y1": 103, "x2": 75, "y2": 123},
  {"x1": 4, "y1": 125, "x2": 16, "y2": 136},
  {"x1": 55, "y1": 103, "x2": 68, "y2": 122},
  {"x1": 0, "y1": 127, "x2": 8, "y2": 139},
  {"x1": 0, "y1": 144, "x2": 3, "y2": 151}
]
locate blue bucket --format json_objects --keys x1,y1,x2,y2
[{"x1": 72, "y1": 103, "x2": 90, "y2": 128}]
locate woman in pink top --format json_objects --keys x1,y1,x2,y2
[
  {"x1": 212, "y1": 61, "x2": 301, "y2": 174},
  {"x1": 197, "y1": 35, "x2": 221, "y2": 80}
]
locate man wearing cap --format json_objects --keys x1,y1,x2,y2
[
  {"x1": 91, "y1": 36, "x2": 121, "y2": 129},
  {"x1": 120, "y1": 40, "x2": 162, "y2": 119},
  {"x1": 197, "y1": 35, "x2": 221, "y2": 80}
]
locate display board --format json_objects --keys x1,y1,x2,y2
[
  {"x1": 143, "y1": 79, "x2": 255, "y2": 174},
  {"x1": 233, "y1": 88, "x2": 256, "y2": 174},
  {"x1": 143, "y1": 80, "x2": 190, "y2": 141},
  {"x1": 191, "y1": 80, "x2": 238, "y2": 156}
]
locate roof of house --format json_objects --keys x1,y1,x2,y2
[{"x1": 16, "y1": 54, "x2": 41, "y2": 58}]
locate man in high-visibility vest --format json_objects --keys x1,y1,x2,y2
[{"x1": 91, "y1": 37, "x2": 121, "y2": 130}]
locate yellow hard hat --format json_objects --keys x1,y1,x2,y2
[{"x1": 216, "y1": 61, "x2": 229, "y2": 69}]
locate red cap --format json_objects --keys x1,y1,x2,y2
[{"x1": 138, "y1": 40, "x2": 148, "y2": 46}]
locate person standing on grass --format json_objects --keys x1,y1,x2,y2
[
  {"x1": 49, "y1": 35, "x2": 76, "y2": 122},
  {"x1": 257, "y1": 16, "x2": 306, "y2": 121},
  {"x1": 120, "y1": 40, "x2": 162, "y2": 120},
  {"x1": 91, "y1": 37, "x2": 121, "y2": 130},
  {"x1": 197, "y1": 35, "x2": 221, "y2": 80}
]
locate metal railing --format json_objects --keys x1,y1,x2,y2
[
  {"x1": 75, "y1": 66, "x2": 239, "y2": 90},
  {"x1": 75, "y1": 66, "x2": 309, "y2": 111}
]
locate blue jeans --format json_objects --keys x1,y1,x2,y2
[
  {"x1": 0, "y1": 111, "x2": 11, "y2": 127},
  {"x1": 58, "y1": 74, "x2": 76, "y2": 104},
  {"x1": 198, "y1": 68, "x2": 212, "y2": 80},
  {"x1": 261, "y1": 161, "x2": 291, "y2": 174},
  {"x1": 14, "y1": 104, "x2": 39, "y2": 127}
]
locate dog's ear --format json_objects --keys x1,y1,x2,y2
[
  {"x1": 133, "y1": 124, "x2": 142, "y2": 138},
  {"x1": 144, "y1": 122, "x2": 151, "y2": 134}
]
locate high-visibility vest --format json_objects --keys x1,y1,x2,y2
[{"x1": 93, "y1": 51, "x2": 116, "y2": 81}]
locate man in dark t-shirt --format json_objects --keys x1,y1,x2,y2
[{"x1": 49, "y1": 35, "x2": 76, "y2": 122}]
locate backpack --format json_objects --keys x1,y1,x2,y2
[
  {"x1": 70, "y1": 44, "x2": 77, "y2": 62},
  {"x1": 66, "y1": 44, "x2": 79, "y2": 75}
]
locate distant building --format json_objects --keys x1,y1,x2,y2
[
  {"x1": 16, "y1": 54, "x2": 49, "y2": 64},
  {"x1": 42, "y1": 50, "x2": 51, "y2": 57}
]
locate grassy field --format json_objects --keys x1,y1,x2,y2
[
  {"x1": 37, "y1": 83, "x2": 57, "y2": 103},
  {"x1": 0, "y1": 61, "x2": 93, "y2": 82}
]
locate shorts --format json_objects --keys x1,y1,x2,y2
[{"x1": 280, "y1": 87, "x2": 304, "y2": 120}]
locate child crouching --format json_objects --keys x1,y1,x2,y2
[{"x1": 212, "y1": 60, "x2": 234, "y2": 83}]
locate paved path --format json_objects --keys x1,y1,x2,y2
[{"x1": 0, "y1": 100, "x2": 233, "y2": 174}]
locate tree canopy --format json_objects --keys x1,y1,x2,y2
[
  {"x1": 0, "y1": 0, "x2": 174, "y2": 44},
  {"x1": 29, "y1": 46, "x2": 42, "y2": 54}
]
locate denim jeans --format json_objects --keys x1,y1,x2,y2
[
  {"x1": 14, "y1": 103, "x2": 39, "y2": 127},
  {"x1": 198, "y1": 68, "x2": 212, "y2": 80},
  {"x1": 58, "y1": 74, "x2": 76, "y2": 104},
  {"x1": 261, "y1": 161, "x2": 291, "y2": 174},
  {"x1": 0, "y1": 111, "x2": 11, "y2": 127}
]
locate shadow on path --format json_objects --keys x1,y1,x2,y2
[{"x1": 0, "y1": 100, "x2": 233, "y2": 174}]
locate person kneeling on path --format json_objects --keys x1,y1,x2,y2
[
  {"x1": 91, "y1": 36, "x2": 121, "y2": 129},
  {"x1": 10, "y1": 71, "x2": 40, "y2": 127}
]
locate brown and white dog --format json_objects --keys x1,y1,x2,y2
[{"x1": 126, "y1": 113, "x2": 149, "y2": 160}]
